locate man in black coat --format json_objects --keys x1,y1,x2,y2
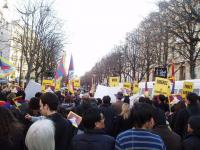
[
  {"x1": 71, "y1": 107, "x2": 115, "y2": 150},
  {"x1": 40, "y1": 92, "x2": 74, "y2": 150}
]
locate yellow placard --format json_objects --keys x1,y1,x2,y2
[
  {"x1": 74, "y1": 79, "x2": 80, "y2": 88},
  {"x1": 109, "y1": 77, "x2": 119, "y2": 87},
  {"x1": 123, "y1": 82, "x2": 131, "y2": 90},
  {"x1": 182, "y1": 82, "x2": 193, "y2": 100},
  {"x1": 154, "y1": 77, "x2": 171, "y2": 96},
  {"x1": 42, "y1": 79, "x2": 54, "y2": 92},
  {"x1": 133, "y1": 81, "x2": 139, "y2": 94},
  {"x1": 55, "y1": 80, "x2": 61, "y2": 91}
]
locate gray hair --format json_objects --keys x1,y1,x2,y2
[{"x1": 25, "y1": 119, "x2": 55, "y2": 150}]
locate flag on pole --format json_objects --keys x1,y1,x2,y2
[
  {"x1": 67, "y1": 55, "x2": 74, "y2": 93},
  {"x1": 171, "y1": 63, "x2": 175, "y2": 94},
  {"x1": 0, "y1": 56, "x2": 16, "y2": 78},
  {"x1": 55, "y1": 56, "x2": 66, "y2": 80}
]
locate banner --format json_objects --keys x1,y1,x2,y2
[
  {"x1": 55, "y1": 79, "x2": 61, "y2": 91},
  {"x1": 109, "y1": 77, "x2": 119, "y2": 87},
  {"x1": 42, "y1": 79, "x2": 54, "y2": 92},
  {"x1": 133, "y1": 81, "x2": 139, "y2": 94},
  {"x1": 154, "y1": 77, "x2": 171, "y2": 96},
  {"x1": 73, "y1": 79, "x2": 80, "y2": 89},
  {"x1": 0, "y1": 56, "x2": 16, "y2": 78},
  {"x1": 182, "y1": 82, "x2": 193, "y2": 100}
]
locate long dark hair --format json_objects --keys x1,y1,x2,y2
[{"x1": 0, "y1": 106, "x2": 23, "y2": 144}]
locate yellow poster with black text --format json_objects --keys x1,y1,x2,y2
[
  {"x1": 133, "y1": 81, "x2": 139, "y2": 94},
  {"x1": 182, "y1": 82, "x2": 193, "y2": 100},
  {"x1": 55, "y1": 79, "x2": 61, "y2": 91},
  {"x1": 42, "y1": 79, "x2": 54, "y2": 92},
  {"x1": 109, "y1": 77, "x2": 119, "y2": 87},
  {"x1": 74, "y1": 79, "x2": 80, "y2": 89},
  {"x1": 154, "y1": 77, "x2": 171, "y2": 96},
  {"x1": 123, "y1": 82, "x2": 131, "y2": 90}
]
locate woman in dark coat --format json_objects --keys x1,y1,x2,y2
[
  {"x1": 0, "y1": 106, "x2": 25, "y2": 150},
  {"x1": 182, "y1": 116, "x2": 200, "y2": 150}
]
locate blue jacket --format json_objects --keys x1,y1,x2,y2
[{"x1": 71, "y1": 129, "x2": 115, "y2": 150}]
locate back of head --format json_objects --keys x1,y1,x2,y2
[
  {"x1": 102, "y1": 95, "x2": 111, "y2": 104},
  {"x1": 188, "y1": 116, "x2": 200, "y2": 136},
  {"x1": 153, "y1": 109, "x2": 166, "y2": 126},
  {"x1": 29, "y1": 97, "x2": 40, "y2": 110},
  {"x1": 82, "y1": 107, "x2": 101, "y2": 130},
  {"x1": 40, "y1": 92, "x2": 59, "y2": 111},
  {"x1": 25, "y1": 119, "x2": 55, "y2": 150},
  {"x1": 130, "y1": 103, "x2": 154, "y2": 128},
  {"x1": 159, "y1": 94, "x2": 166, "y2": 103},
  {"x1": 35, "y1": 92, "x2": 42, "y2": 98},
  {"x1": 187, "y1": 92, "x2": 198, "y2": 105}
]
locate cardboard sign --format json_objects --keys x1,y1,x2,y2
[
  {"x1": 133, "y1": 81, "x2": 139, "y2": 94},
  {"x1": 109, "y1": 77, "x2": 120, "y2": 87},
  {"x1": 74, "y1": 79, "x2": 80, "y2": 88},
  {"x1": 182, "y1": 82, "x2": 193, "y2": 100},
  {"x1": 42, "y1": 79, "x2": 54, "y2": 92},
  {"x1": 154, "y1": 77, "x2": 171, "y2": 96},
  {"x1": 25, "y1": 80, "x2": 42, "y2": 100}
]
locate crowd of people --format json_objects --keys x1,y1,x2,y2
[{"x1": 0, "y1": 84, "x2": 200, "y2": 150}]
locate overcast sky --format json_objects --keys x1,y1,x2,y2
[{"x1": 6, "y1": 0, "x2": 159, "y2": 77}]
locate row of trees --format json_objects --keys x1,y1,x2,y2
[
  {"x1": 12, "y1": 0, "x2": 64, "y2": 84},
  {"x1": 81, "y1": 0, "x2": 200, "y2": 87}
]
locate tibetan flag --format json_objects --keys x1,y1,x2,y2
[
  {"x1": 171, "y1": 63, "x2": 175, "y2": 94},
  {"x1": 55, "y1": 56, "x2": 66, "y2": 80},
  {"x1": 68, "y1": 54, "x2": 74, "y2": 81},
  {"x1": 67, "y1": 55, "x2": 74, "y2": 94},
  {"x1": 0, "y1": 56, "x2": 15, "y2": 78}
]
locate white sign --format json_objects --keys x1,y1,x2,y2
[{"x1": 25, "y1": 80, "x2": 42, "y2": 100}]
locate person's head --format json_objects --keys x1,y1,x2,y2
[
  {"x1": 130, "y1": 103, "x2": 155, "y2": 129},
  {"x1": 187, "y1": 116, "x2": 200, "y2": 136},
  {"x1": 25, "y1": 119, "x2": 55, "y2": 150},
  {"x1": 138, "y1": 96, "x2": 145, "y2": 103},
  {"x1": 82, "y1": 108, "x2": 105, "y2": 130},
  {"x1": 0, "y1": 106, "x2": 22, "y2": 140},
  {"x1": 29, "y1": 97, "x2": 40, "y2": 115},
  {"x1": 81, "y1": 93, "x2": 90, "y2": 102},
  {"x1": 159, "y1": 94, "x2": 166, "y2": 103},
  {"x1": 96, "y1": 98, "x2": 102, "y2": 106},
  {"x1": 35, "y1": 92, "x2": 42, "y2": 99},
  {"x1": 102, "y1": 95, "x2": 111, "y2": 104},
  {"x1": 115, "y1": 92, "x2": 123, "y2": 100},
  {"x1": 153, "y1": 109, "x2": 166, "y2": 126},
  {"x1": 120, "y1": 103, "x2": 130, "y2": 119},
  {"x1": 186, "y1": 92, "x2": 198, "y2": 105},
  {"x1": 40, "y1": 92, "x2": 59, "y2": 116}
]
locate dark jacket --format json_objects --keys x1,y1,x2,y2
[
  {"x1": 99, "y1": 104, "x2": 116, "y2": 136},
  {"x1": 152, "y1": 125, "x2": 181, "y2": 150},
  {"x1": 0, "y1": 129, "x2": 25, "y2": 150},
  {"x1": 71, "y1": 129, "x2": 115, "y2": 150},
  {"x1": 174, "y1": 105, "x2": 200, "y2": 138},
  {"x1": 48, "y1": 113, "x2": 74, "y2": 150},
  {"x1": 182, "y1": 134, "x2": 200, "y2": 150}
]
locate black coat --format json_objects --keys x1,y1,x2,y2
[
  {"x1": 48, "y1": 113, "x2": 74, "y2": 150},
  {"x1": 71, "y1": 129, "x2": 115, "y2": 150},
  {"x1": 152, "y1": 125, "x2": 181, "y2": 150},
  {"x1": 174, "y1": 105, "x2": 200, "y2": 138},
  {"x1": 99, "y1": 104, "x2": 116, "y2": 136},
  {"x1": 182, "y1": 134, "x2": 200, "y2": 150}
]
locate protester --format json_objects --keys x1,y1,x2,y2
[
  {"x1": 40, "y1": 92, "x2": 74, "y2": 150},
  {"x1": 71, "y1": 107, "x2": 115, "y2": 150},
  {"x1": 174, "y1": 92, "x2": 200, "y2": 138},
  {"x1": 112, "y1": 91, "x2": 123, "y2": 115},
  {"x1": 99, "y1": 95, "x2": 116, "y2": 136},
  {"x1": 0, "y1": 106, "x2": 25, "y2": 150},
  {"x1": 182, "y1": 116, "x2": 200, "y2": 150},
  {"x1": 152, "y1": 108, "x2": 181, "y2": 150},
  {"x1": 25, "y1": 119, "x2": 55, "y2": 150},
  {"x1": 115, "y1": 103, "x2": 166, "y2": 150}
]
